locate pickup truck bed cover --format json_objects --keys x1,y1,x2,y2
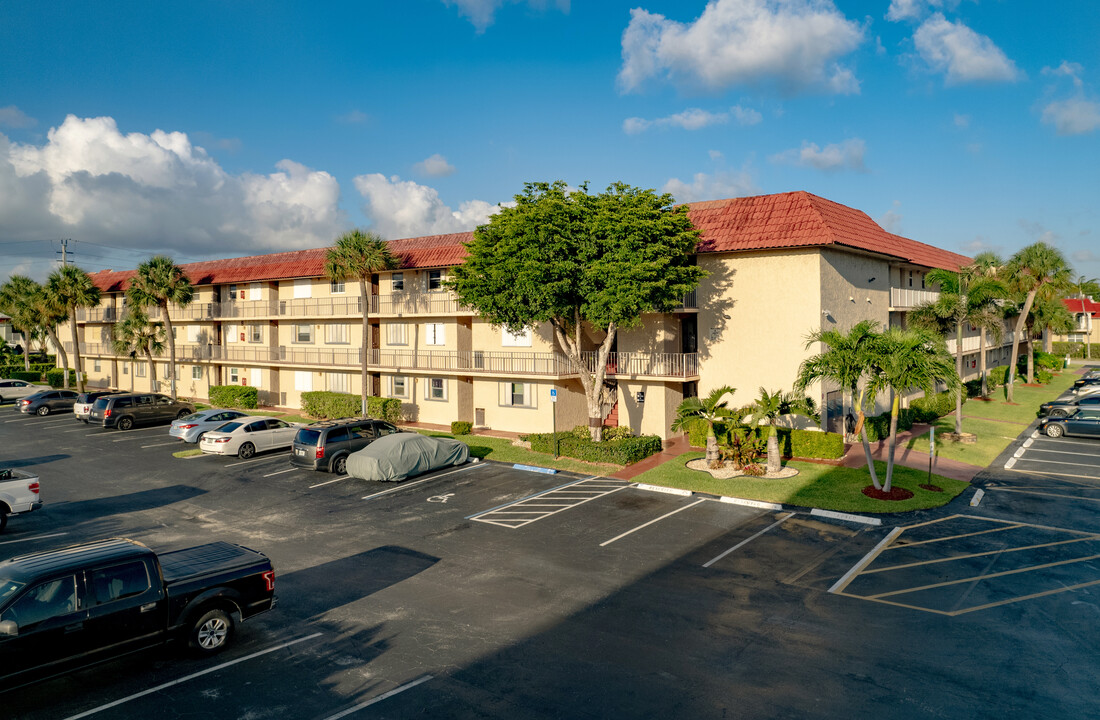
[{"x1": 158, "y1": 542, "x2": 267, "y2": 583}]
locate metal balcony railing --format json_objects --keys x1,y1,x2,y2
[{"x1": 890, "y1": 287, "x2": 940, "y2": 308}]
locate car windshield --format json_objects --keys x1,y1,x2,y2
[
  {"x1": 295, "y1": 429, "x2": 322, "y2": 446},
  {"x1": 217, "y1": 421, "x2": 245, "y2": 434},
  {"x1": 92, "y1": 398, "x2": 110, "y2": 410},
  {"x1": 0, "y1": 578, "x2": 24, "y2": 605}
]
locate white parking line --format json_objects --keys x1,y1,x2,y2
[
  {"x1": 61, "y1": 632, "x2": 323, "y2": 720},
  {"x1": 309, "y1": 475, "x2": 351, "y2": 488},
  {"x1": 469, "y1": 477, "x2": 631, "y2": 528},
  {"x1": 1012, "y1": 457, "x2": 1100, "y2": 470},
  {"x1": 21, "y1": 417, "x2": 74, "y2": 426},
  {"x1": 599, "y1": 498, "x2": 708, "y2": 547},
  {"x1": 0, "y1": 532, "x2": 68, "y2": 546},
  {"x1": 263, "y1": 467, "x2": 299, "y2": 478},
  {"x1": 1021, "y1": 447, "x2": 1100, "y2": 458},
  {"x1": 320, "y1": 675, "x2": 433, "y2": 720},
  {"x1": 829, "y1": 527, "x2": 904, "y2": 594},
  {"x1": 702, "y1": 513, "x2": 795, "y2": 567},
  {"x1": 361, "y1": 463, "x2": 480, "y2": 501},
  {"x1": 225, "y1": 455, "x2": 283, "y2": 468},
  {"x1": 141, "y1": 441, "x2": 182, "y2": 449}
]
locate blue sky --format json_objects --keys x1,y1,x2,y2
[{"x1": 1, "y1": 0, "x2": 1097, "y2": 282}]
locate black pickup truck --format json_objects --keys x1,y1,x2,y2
[{"x1": 0, "y1": 537, "x2": 276, "y2": 690}]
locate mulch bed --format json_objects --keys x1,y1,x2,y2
[
  {"x1": 861, "y1": 485, "x2": 915, "y2": 501},
  {"x1": 919, "y1": 483, "x2": 943, "y2": 492}
]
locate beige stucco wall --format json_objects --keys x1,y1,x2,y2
[{"x1": 617, "y1": 380, "x2": 682, "y2": 437}]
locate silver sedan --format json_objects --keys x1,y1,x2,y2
[
  {"x1": 170, "y1": 409, "x2": 249, "y2": 443},
  {"x1": 199, "y1": 416, "x2": 300, "y2": 459}
]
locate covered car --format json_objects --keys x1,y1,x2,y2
[{"x1": 346, "y1": 432, "x2": 469, "y2": 482}]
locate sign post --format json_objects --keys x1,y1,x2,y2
[{"x1": 550, "y1": 387, "x2": 558, "y2": 458}]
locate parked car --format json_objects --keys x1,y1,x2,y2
[
  {"x1": 0, "y1": 468, "x2": 42, "y2": 533},
  {"x1": 1038, "y1": 394, "x2": 1100, "y2": 417},
  {"x1": 72, "y1": 391, "x2": 118, "y2": 423},
  {"x1": 0, "y1": 379, "x2": 49, "y2": 404},
  {"x1": 346, "y1": 432, "x2": 470, "y2": 482},
  {"x1": 199, "y1": 416, "x2": 300, "y2": 459},
  {"x1": 170, "y1": 409, "x2": 250, "y2": 443},
  {"x1": 290, "y1": 417, "x2": 402, "y2": 474},
  {"x1": 88, "y1": 392, "x2": 195, "y2": 430},
  {"x1": 1039, "y1": 408, "x2": 1100, "y2": 438},
  {"x1": 17, "y1": 389, "x2": 79, "y2": 416},
  {"x1": 1072, "y1": 376, "x2": 1100, "y2": 394},
  {"x1": 0, "y1": 537, "x2": 275, "y2": 690}
]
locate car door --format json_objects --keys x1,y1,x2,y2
[
  {"x1": 349, "y1": 421, "x2": 376, "y2": 453},
  {"x1": 0, "y1": 573, "x2": 87, "y2": 686},
  {"x1": 244, "y1": 419, "x2": 270, "y2": 450},
  {"x1": 131, "y1": 394, "x2": 154, "y2": 425},
  {"x1": 265, "y1": 419, "x2": 295, "y2": 449},
  {"x1": 57, "y1": 390, "x2": 79, "y2": 410},
  {"x1": 81, "y1": 558, "x2": 167, "y2": 663},
  {"x1": 153, "y1": 394, "x2": 176, "y2": 422}
]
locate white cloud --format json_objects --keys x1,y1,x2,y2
[
  {"x1": 0, "y1": 115, "x2": 345, "y2": 258},
  {"x1": 624, "y1": 105, "x2": 762, "y2": 134},
  {"x1": 353, "y1": 173, "x2": 500, "y2": 239},
  {"x1": 912, "y1": 13, "x2": 1019, "y2": 85},
  {"x1": 1041, "y1": 97, "x2": 1100, "y2": 136},
  {"x1": 885, "y1": 0, "x2": 961, "y2": 22},
  {"x1": 878, "y1": 201, "x2": 903, "y2": 233},
  {"x1": 953, "y1": 113, "x2": 970, "y2": 128},
  {"x1": 661, "y1": 169, "x2": 757, "y2": 203},
  {"x1": 335, "y1": 110, "x2": 369, "y2": 124},
  {"x1": 708, "y1": 149, "x2": 724, "y2": 161},
  {"x1": 414, "y1": 153, "x2": 457, "y2": 177},
  {"x1": 443, "y1": 0, "x2": 569, "y2": 32},
  {"x1": 770, "y1": 138, "x2": 867, "y2": 172},
  {"x1": 618, "y1": 0, "x2": 864, "y2": 95},
  {"x1": 960, "y1": 236, "x2": 1002, "y2": 256},
  {"x1": 0, "y1": 106, "x2": 36, "y2": 129},
  {"x1": 1043, "y1": 61, "x2": 1085, "y2": 88}
]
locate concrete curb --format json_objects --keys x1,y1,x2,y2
[{"x1": 631, "y1": 483, "x2": 884, "y2": 526}]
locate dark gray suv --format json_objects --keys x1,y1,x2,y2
[
  {"x1": 88, "y1": 392, "x2": 195, "y2": 430},
  {"x1": 290, "y1": 417, "x2": 401, "y2": 474}
]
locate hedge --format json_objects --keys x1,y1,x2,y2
[
  {"x1": 864, "y1": 410, "x2": 914, "y2": 442},
  {"x1": 682, "y1": 418, "x2": 843, "y2": 459},
  {"x1": 1, "y1": 363, "x2": 54, "y2": 380},
  {"x1": 1052, "y1": 342, "x2": 1099, "y2": 359},
  {"x1": 451, "y1": 421, "x2": 473, "y2": 435},
  {"x1": 910, "y1": 391, "x2": 959, "y2": 423},
  {"x1": 210, "y1": 385, "x2": 259, "y2": 409},
  {"x1": 45, "y1": 369, "x2": 84, "y2": 388},
  {"x1": 301, "y1": 391, "x2": 402, "y2": 423},
  {"x1": 521, "y1": 433, "x2": 663, "y2": 465}
]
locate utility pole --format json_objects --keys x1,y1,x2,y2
[{"x1": 57, "y1": 238, "x2": 72, "y2": 266}]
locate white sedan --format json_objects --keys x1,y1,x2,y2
[{"x1": 199, "y1": 416, "x2": 300, "y2": 459}]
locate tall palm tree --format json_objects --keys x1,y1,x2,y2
[
  {"x1": 112, "y1": 309, "x2": 165, "y2": 393},
  {"x1": 910, "y1": 267, "x2": 1007, "y2": 434},
  {"x1": 796, "y1": 320, "x2": 882, "y2": 489},
  {"x1": 1030, "y1": 295, "x2": 1075, "y2": 355},
  {"x1": 127, "y1": 256, "x2": 193, "y2": 399},
  {"x1": 867, "y1": 328, "x2": 959, "y2": 493},
  {"x1": 1003, "y1": 242, "x2": 1072, "y2": 401},
  {"x1": 46, "y1": 266, "x2": 101, "y2": 393},
  {"x1": 0, "y1": 275, "x2": 42, "y2": 372},
  {"x1": 1071, "y1": 275, "x2": 1100, "y2": 359},
  {"x1": 324, "y1": 230, "x2": 397, "y2": 416},
  {"x1": 746, "y1": 388, "x2": 817, "y2": 474},
  {"x1": 671, "y1": 385, "x2": 737, "y2": 464},
  {"x1": 970, "y1": 252, "x2": 1006, "y2": 397}
]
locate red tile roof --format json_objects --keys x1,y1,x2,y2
[
  {"x1": 1064, "y1": 297, "x2": 1100, "y2": 316},
  {"x1": 87, "y1": 192, "x2": 969, "y2": 292}
]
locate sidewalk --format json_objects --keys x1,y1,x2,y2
[
  {"x1": 839, "y1": 423, "x2": 981, "y2": 483},
  {"x1": 610, "y1": 435, "x2": 692, "y2": 481}
]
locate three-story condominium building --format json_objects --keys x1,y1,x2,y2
[{"x1": 66, "y1": 191, "x2": 1018, "y2": 439}]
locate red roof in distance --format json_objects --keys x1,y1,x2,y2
[{"x1": 1064, "y1": 297, "x2": 1100, "y2": 317}]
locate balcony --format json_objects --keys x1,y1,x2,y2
[
  {"x1": 75, "y1": 307, "x2": 118, "y2": 322},
  {"x1": 890, "y1": 287, "x2": 940, "y2": 309}
]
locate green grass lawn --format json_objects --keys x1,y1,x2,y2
[
  {"x1": 962, "y1": 371, "x2": 1077, "y2": 423},
  {"x1": 419, "y1": 431, "x2": 624, "y2": 475},
  {"x1": 631, "y1": 453, "x2": 968, "y2": 513},
  {"x1": 172, "y1": 448, "x2": 203, "y2": 458}
]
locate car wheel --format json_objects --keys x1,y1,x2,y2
[
  {"x1": 81, "y1": 418, "x2": 88, "y2": 424},
  {"x1": 195, "y1": 432, "x2": 206, "y2": 444},
  {"x1": 117, "y1": 416, "x2": 134, "y2": 431},
  {"x1": 189, "y1": 607, "x2": 233, "y2": 653},
  {"x1": 36, "y1": 406, "x2": 49, "y2": 416},
  {"x1": 238, "y1": 442, "x2": 256, "y2": 459},
  {"x1": 1045, "y1": 424, "x2": 1064, "y2": 438},
  {"x1": 332, "y1": 455, "x2": 347, "y2": 475},
  {"x1": 177, "y1": 409, "x2": 190, "y2": 420},
  {"x1": 1050, "y1": 409, "x2": 1067, "y2": 417}
]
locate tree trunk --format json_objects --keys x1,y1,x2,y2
[
  {"x1": 884, "y1": 389, "x2": 899, "y2": 493},
  {"x1": 145, "y1": 351, "x2": 156, "y2": 392},
  {"x1": 1006, "y1": 289, "x2": 1037, "y2": 402},
  {"x1": 46, "y1": 327, "x2": 69, "y2": 389},
  {"x1": 162, "y1": 301, "x2": 177, "y2": 399},
  {"x1": 954, "y1": 320, "x2": 963, "y2": 435},
  {"x1": 19, "y1": 324, "x2": 30, "y2": 371},
  {"x1": 979, "y1": 328, "x2": 988, "y2": 397},
  {"x1": 551, "y1": 311, "x2": 616, "y2": 443},
  {"x1": 766, "y1": 427, "x2": 780, "y2": 474},
  {"x1": 853, "y1": 385, "x2": 881, "y2": 490},
  {"x1": 360, "y1": 277, "x2": 370, "y2": 416},
  {"x1": 705, "y1": 429, "x2": 719, "y2": 464},
  {"x1": 1043, "y1": 328, "x2": 1052, "y2": 354},
  {"x1": 1026, "y1": 337, "x2": 1035, "y2": 384},
  {"x1": 68, "y1": 307, "x2": 83, "y2": 392}
]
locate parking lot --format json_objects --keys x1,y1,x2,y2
[{"x1": 2, "y1": 400, "x2": 1100, "y2": 719}]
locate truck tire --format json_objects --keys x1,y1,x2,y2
[
  {"x1": 189, "y1": 608, "x2": 233, "y2": 653},
  {"x1": 117, "y1": 416, "x2": 134, "y2": 430}
]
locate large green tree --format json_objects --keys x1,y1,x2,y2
[
  {"x1": 46, "y1": 266, "x2": 101, "y2": 393},
  {"x1": 26, "y1": 281, "x2": 72, "y2": 383},
  {"x1": 127, "y1": 256, "x2": 193, "y2": 399},
  {"x1": 112, "y1": 309, "x2": 166, "y2": 392},
  {"x1": 0, "y1": 275, "x2": 42, "y2": 372},
  {"x1": 910, "y1": 266, "x2": 1006, "y2": 434},
  {"x1": 969, "y1": 252, "x2": 1007, "y2": 397},
  {"x1": 1003, "y1": 243, "x2": 1072, "y2": 400},
  {"x1": 795, "y1": 320, "x2": 883, "y2": 489},
  {"x1": 449, "y1": 181, "x2": 706, "y2": 441},
  {"x1": 325, "y1": 229, "x2": 397, "y2": 416}
]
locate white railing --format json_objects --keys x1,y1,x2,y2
[{"x1": 890, "y1": 287, "x2": 940, "y2": 308}]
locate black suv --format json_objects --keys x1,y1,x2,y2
[
  {"x1": 88, "y1": 392, "x2": 195, "y2": 430},
  {"x1": 290, "y1": 417, "x2": 401, "y2": 474}
]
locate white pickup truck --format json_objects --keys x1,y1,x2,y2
[{"x1": 0, "y1": 468, "x2": 42, "y2": 532}]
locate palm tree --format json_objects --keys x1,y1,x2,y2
[
  {"x1": 127, "y1": 256, "x2": 193, "y2": 400},
  {"x1": 796, "y1": 320, "x2": 883, "y2": 489},
  {"x1": 1003, "y1": 243, "x2": 1072, "y2": 400},
  {"x1": 1030, "y1": 295, "x2": 1075, "y2": 355},
  {"x1": 867, "y1": 328, "x2": 959, "y2": 493},
  {"x1": 671, "y1": 385, "x2": 737, "y2": 464},
  {"x1": 112, "y1": 309, "x2": 166, "y2": 393},
  {"x1": 325, "y1": 230, "x2": 397, "y2": 416},
  {"x1": 26, "y1": 282, "x2": 72, "y2": 385},
  {"x1": 970, "y1": 252, "x2": 1006, "y2": 397},
  {"x1": 1071, "y1": 275, "x2": 1100, "y2": 359},
  {"x1": 910, "y1": 267, "x2": 1007, "y2": 434},
  {"x1": 746, "y1": 388, "x2": 817, "y2": 474},
  {"x1": 46, "y1": 266, "x2": 101, "y2": 393},
  {"x1": 0, "y1": 275, "x2": 42, "y2": 372}
]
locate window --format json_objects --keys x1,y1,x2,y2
[
  {"x1": 391, "y1": 376, "x2": 408, "y2": 398},
  {"x1": 192, "y1": 366, "x2": 203, "y2": 380},
  {"x1": 500, "y1": 382, "x2": 536, "y2": 408},
  {"x1": 226, "y1": 324, "x2": 237, "y2": 343},
  {"x1": 502, "y1": 327, "x2": 532, "y2": 347},
  {"x1": 93, "y1": 358, "x2": 101, "y2": 372},
  {"x1": 295, "y1": 371, "x2": 313, "y2": 392},
  {"x1": 162, "y1": 364, "x2": 178, "y2": 380},
  {"x1": 295, "y1": 324, "x2": 313, "y2": 343},
  {"x1": 187, "y1": 325, "x2": 200, "y2": 342},
  {"x1": 89, "y1": 561, "x2": 151, "y2": 605},
  {"x1": 387, "y1": 323, "x2": 408, "y2": 346},
  {"x1": 229, "y1": 284, "x2": 238, "y2": 300},
  {"x1": 136, "y1": 363, "x2": 147, "y2": 378},
  {"x1": 426, "y1": 377, "x2": 446, "y2": 401},
  {"x1": 331, "y1": 279, "x2": 345, "y2": 294},
  {"x1": 392, "y1": 272, "x2": 404, "y2": 292},
  {"x1": 327, "y1": 372, "x2": 350, "y2": 393},
  {"x1": 425, "y1": 323, "x2": 445, "y2": 345},
  {"x1": 1, "y1": 576, "x2": 78, "y2": 628},
  {"x1": 229, "y1": 367, "x2": 239, "y2": 383},
  {"x1": 326, "y1": 324, "x2": 348, "y2": 344},
  {"x1": 293, "y1": 279, "x2": 311, "y2": 299},
  {"x1": 428, "y1": 270, "x2": 443, "y2": 290},
  {"x1": 248, "y1": 325, "x2": 262, "y2": 343},
  {"x1": 123, "y1": 363, "x2": 129, "y2": 376}
]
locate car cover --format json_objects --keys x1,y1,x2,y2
[{"x1": 346, "y1": 432, "x2": 470, "y2": 482}]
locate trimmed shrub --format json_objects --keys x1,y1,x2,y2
[
  {"x1": 45, "y1": 368, "x2": 80, "y2": 388},
  {"x1": 864, "y1": 410, "x2": 914, "y2": 442},
  {"x1": 603, "y1": 425, "x2": 635, "y2": 441},
  {"x1": 210, "y1": 385, "x2": 260, "y2": 409},
  {"x1": 988, "y1": 365, "x2": 1012, "y2": 388},
  {"x1": 571, "y1": 424, "x2": 591, "y2": 440},
  {"x1": 521, "y1": 433, "x2": 664, "y2": 465},
  {"x1": 1036, "y1": 369, "x2": 1054, "y2": 384},
  {"x1": 301, "y1": 391, "x2": 359, "y2": 418},
  {"x1": 1053, "y1": 342, "x2": 1099, "y2": 359},
  {"x1": 7, "y1": 370, "x2": 43, "y2": 383},
  {"x1": 781, "y1": 428, "x2": 845, "y2": 459},
  {"x1": 451, "y1": 420, "x2": 473, "y2": 435},
  {"x1": 685, "y1": 418, "x2": 733, "y2": 448},
  {"x1": 366, "y1": 396, "x2": 402, "y2": 424},
  {"x1": 910, "y1": 391, "x2": 959, "y2": 422},
  {"x1": 1034, "y1": 351, "x2": 1062, "y2": 371},
  {"x1": 1, "y1": 363, "x2": 53, "y2": 379}
]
